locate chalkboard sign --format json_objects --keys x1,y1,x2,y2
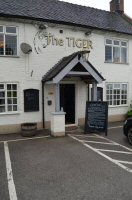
[
  {"x1": 84, "y1": 101, "x2": 108, "y2": 136},
  {"x1": 24, "y1": 89, "x2": 39, "y2": 112}
]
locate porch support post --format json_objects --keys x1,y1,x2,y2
[
  {"x1": 92, "y1": 80, "x2": 97, "y2": 101},
  {"x1": 51, "y1": 83, "x2": 65, "y2": 137},
  {"x1": 55, "y1": 83, "x2": 60, "y2": 112}
]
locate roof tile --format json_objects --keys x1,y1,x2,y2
[{"x1": 0, "y1": 0, "x2": 131, "y2": 34}]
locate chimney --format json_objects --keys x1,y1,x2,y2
[{"x1": 110, "y1": 0, "x2": 124, "y2": 14}]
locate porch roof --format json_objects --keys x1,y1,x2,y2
[{"x1": 42, "y1": 51, "x2": 105, "y2": 84}]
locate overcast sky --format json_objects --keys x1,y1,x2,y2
[{"x1": 59, "y1": 0, "x2": 132, "y2": 18}]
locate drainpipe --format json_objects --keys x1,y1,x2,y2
[
  {"x1": 42, "y1": 81, "x2": 45, "y2": 129},
  {"x1": 87, "y1": 84, "x2": 89, "y2": 101},
  {"x1": 92, "y1": 80, "x2": 97, "y2": 101}
]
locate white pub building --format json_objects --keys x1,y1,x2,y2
[{"x1": 0, "y1": 0, "x2": 132, "y2": 135}]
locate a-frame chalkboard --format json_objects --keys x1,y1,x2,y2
[{"x1": 84, "y1": 101, "x2": 108, "y2": 136}]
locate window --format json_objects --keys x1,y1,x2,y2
[
  {"x1": 0, "y1": 25, "x2": 17, "y2": 56},
  {"x1": 106, "y1": 83, "x2": 127, "y2": 106},
  {"x1": 24, "y1": 89, "x2": 39, "y2": 112},
  {"x1": 0, "y1": 83, "x2": 18, "y2": 113},
  {"x1": 105, "y1": 38, "x2": 128, "y2": 64}
]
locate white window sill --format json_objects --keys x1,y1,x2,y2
[
  {"x1": 104, "y1": 61, "x2": 129, "y2": 65},
  {"x1": 0, "y1": 55, "x2": 20, "y2": 58},
  {"x1": 0, "y1": 111, "x2": 21, "y2": 116},
  {"x1": 108, "y1": 105, "x2": 128, "y2": 108}
]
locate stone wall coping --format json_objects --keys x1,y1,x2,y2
[{"x1": 51, "y1": 112, "x2": 66, "y2": 115}]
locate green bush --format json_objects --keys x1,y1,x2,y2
[{"x1": 127, "y1": 110, "x2": 132, "y2": 117}]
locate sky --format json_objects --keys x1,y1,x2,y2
[{"x1": 59, "y1": 0, "x2": 132, "y2": 18}]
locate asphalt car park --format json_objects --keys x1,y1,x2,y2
[{"x1": 1, "y1": 123, "x2": 132, "y2": 200}]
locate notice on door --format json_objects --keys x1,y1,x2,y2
[{"x1": 84, "y1": 101, "x2": 108, "y2": 136}]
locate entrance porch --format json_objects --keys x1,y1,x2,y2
[{"x1": 42, "y1": 51, "x2": 105, "y2": 136}]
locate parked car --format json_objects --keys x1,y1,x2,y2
[{"x1": 123, "y1": 117, "x2": 132, "y2": 144}]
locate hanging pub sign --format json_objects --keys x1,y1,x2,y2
[{"x1": 84, "y1": 101, "x2": 108, "y2": 136}]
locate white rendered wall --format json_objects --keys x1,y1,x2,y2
[
  {"x1": 89, "y1": 31, "x2": 132, "y2": 117},
  {"x1": 0, "y1": 19, "x2": 132, "y2": 127}
]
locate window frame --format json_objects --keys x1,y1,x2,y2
[
  {"x1": 105, "y1": 38, "x2": 128, "y2": 64},
  {"x1": 0, "y1": 25, "x2": 18, "y2": 56},
  {"x1": 106, "y1": 82, "x2": 128, "y2": 107},
  {"x1": 0, "y1": 83, "x2": 18, "y2": 114}
]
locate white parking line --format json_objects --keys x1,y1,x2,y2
[
  {"x1": 96, "y1": 149, "x2": 132, "y2": 154},
  {"x1": 83, "y1": 140, "x2": 118, "y2": 145},
  {"x1": 116, "y1": 160, "x2": 132, "y2": 165},
  {"x1": 108, "y1": 126, "x2": 123, "y2": 129},
  {"x1": 4, "y1": 142, "x2": 18, "y2": 200},
  {"x1": 68, "y1": 134, "x2": 132, "y2": 173},
  {"x1": 2, "y1": 135, "x2": 50, "y2": 200},
  {"x1": 94, "y1": 134, "x2": 132, "y2": 152},
  {"x1": 73, "y1": 134, "x2": 99, "y2": 138},
  {"x1": 0, "y1": 135, "x2": 50, "y2": 144}
]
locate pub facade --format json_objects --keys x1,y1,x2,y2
[{"x1": 0, "y1": 0, "x2": 132, "y2": 134}]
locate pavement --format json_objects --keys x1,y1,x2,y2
[
  {"x1": 0, "y1": 129, "x2": 50, "y2": 142},
  {"x1": 1, "y1": 121, "x2": 132, "y2": 200}
]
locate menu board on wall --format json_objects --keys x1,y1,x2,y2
[
  {"x1": 24, "y1": 89, "x2": 39, "y2": 112},
  {"x1": 84, "y1": 101, "x2": 108, "y2": 136}
]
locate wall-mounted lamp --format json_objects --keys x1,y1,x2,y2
[
  {"x1": 33, "y1": 22, "x2": 48, "y2": 30},
  {"x1": 85, "y1": 31, "x2": 92, "y2": 36},
  {"x1": 81, "y1": 50, "x2": 90, "y2": 62},
  {"x1": 39, "y1": 24, "x2": 48, "y2": 30}
]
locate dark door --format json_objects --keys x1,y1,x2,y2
[{"x1": 60, "y1": 84, "x2": 75, "y2": 124}]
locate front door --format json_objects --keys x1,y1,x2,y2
[{"x1": 60, "y1": 84, "x2": 75, "y2": 124}]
